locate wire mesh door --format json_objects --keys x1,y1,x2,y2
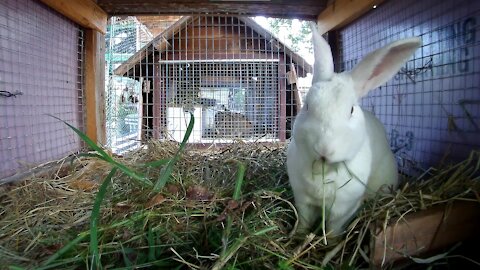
[{"x1": 157, "y1": 60, "x2": 280, "y2": 143}]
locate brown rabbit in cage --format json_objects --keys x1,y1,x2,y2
[{"x1": 214, "y1": 110, "x2": 253, "y2": 138}]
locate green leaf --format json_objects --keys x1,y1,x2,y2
[
  {"x1": 110, "y1": 160, "x2": 153, "y2": 187},
  {"x1": 48, "y1": 114, "x2": 112, "y2": 162},
  {"x1": 153, "y1": 112, "x2": 194, "y2": 191},
  {"x1": 50, "y1": 115, "x2": 152, "y2": 187},
  {"x1": 8, "y1": 266, "x2": 26, "y2": 270},
  {"x1": 232, "y1": 161, "x2": 246, "y2": 200},
  {"x1": 90, "y1": 167, "x2": 118, "y2": 270},
  {"x1": 120, "y1": 245, "x2": 134, "y2": 268},
  {"x1": 42, "y1": 232, "x2": 89, "y2": 267},
  {"x1": 147, "y1": 224, "x2": 156, "y2": 261}
]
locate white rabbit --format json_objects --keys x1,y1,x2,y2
[{"x1": 287, "y1": 23, "x2": 421, "y2": 235}]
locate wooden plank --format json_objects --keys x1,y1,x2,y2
[
  {"x1": 316, "y1": 0, "x2": 385, "y2": 35},
  {"x1": 370, "y1": 201, "x2": 480, "y2": 268},
  {"x1": 40, "y1": 0, "x2": 108, "y2": 34},
  {"x1": 85, "y1": 29, "x2": 106, "y2": 145},
  {"x1": 97, "y1": 0, "x2": 327, "y2": 20}
]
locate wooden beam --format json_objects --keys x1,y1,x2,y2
[
  {"x1": 40, "y1": 0, "x2": 108, "y2": 34},
  {"x1": 97, "y1": 0, "x2": 327, "y2": 20},
  {"x1": 85, "y1": 29, "x2": 106, "y2": 145},
  {"x1": 370, "y1": 201, "x2": 480, "y2": 267},
  {"x1": 316, "y1": 0, "x2": 384, "y2": 35}
]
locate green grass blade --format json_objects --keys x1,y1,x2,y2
[
  {"x1": 77, "y1": 153, "x2": 108, "y2": 160},
  {"x1": 50, "y1": 115, "x2": 152, "y2": 187},
  {"x1": 48, "y1": 114, "x2": 112, "y2": 161},
  {"x1": 153, "y1": 112, "x2": 194, "y2": 191},
  {"x1": 8, "y1": 266, "x2": 25, "y2": 270},
  {"x1": 90, "y1": 167, "x2": 118, "y2": 270},
  {"x1": 231, "y1": 161, "x2": 246, "y2": 200},
  {"x1": 110, "y1": 160, "x2": 153, "y2": 187},
  {"x1": 42, "y1": 232, "x2": 89, "y2": 267},
  {"x1": 252, "y1": 226, "x2": 278, "y2": 236},
  {"x1": 222, "y1": 160, "x2": 246, "y2": 256},
  {"x1": 147, "y1": 224, "x2": 156, "y2": 261},
  {"x1": 222, "y1": 160, "x2": 246, "y2": 254},
  {"x1": 119, "y1": 244, "x2": 134, "y2": 269}
]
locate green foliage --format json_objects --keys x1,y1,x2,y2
[
  {"x1": 48, "y1": 114, "x2": 152, "y2": 188},
  {"x1": 267, "y1": 18, "x2": 313, "y2": 54},
  {"x1": 37, "y1": 114, "x2": 196, "y2": 269},
  {"x1": 153, "y1": 112, "x2": 195, "y2": 191}
]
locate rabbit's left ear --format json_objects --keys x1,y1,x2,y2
[
  {"x1": 350, "y1": 37, "x2": 422, "y2": 98},
  {"x1": 310, "y1": 22, "x2": 334, "y2": 82}
]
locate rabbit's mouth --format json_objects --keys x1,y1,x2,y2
[
  {"x1": 315, "y1": 153, "x2": 333, "y2": 164},
  {"x1": 313, "y1": 148, "x2": 335, "y2": 163}
]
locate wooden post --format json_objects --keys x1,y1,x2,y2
[{"x1": 85, "y1": 29, "x2": 106, "y2": 145}]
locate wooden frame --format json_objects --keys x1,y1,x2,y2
[
  {"x1": 85, "y1": 29, "x2": 106, "y2": 145},
  {"x1": 39, "y1": 0, "x2": 107, "y2": 34}
]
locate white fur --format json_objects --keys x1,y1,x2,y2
[{"x1": 287, "y1": 23, "x2": 421, "y2": 235}]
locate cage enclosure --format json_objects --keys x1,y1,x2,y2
[
  {"x1": 0, "y1": 0, "x2": 479, "y2": 269},
  {"x1": 107, "y1": 15, "x2": 312, "y2": 152}
]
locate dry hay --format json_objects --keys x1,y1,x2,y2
[{"x1": 0, "y1": 142, "x2": 479, "y2": 269}]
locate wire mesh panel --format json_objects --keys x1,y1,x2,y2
[
  {"x1": 337, "y1": 0, "x2": 480, "y2": 174},
  {"x1": 108, "y1": 15, "x2": 312, "y2": 150},
  {"x1": 159, "y1": 60, "x2": 279, "y2": 142},
  {"x1": 0, "y1": 0, "x2": 85, "y2": 180},
  {"x1": 105, "y1": 17, "x2": 155, "y2": 154}
]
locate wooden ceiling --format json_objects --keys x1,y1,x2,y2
[{"x1": 96, "y1": 0, "x2": 328, "y2": 20}]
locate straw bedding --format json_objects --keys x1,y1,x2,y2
[{"x1": 0, "y1": 142, "x2": 479, "y2": 269}]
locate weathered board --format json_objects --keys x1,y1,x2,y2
[{"x1": 370, "y1": 201, "x2": 480, "y2": 267}]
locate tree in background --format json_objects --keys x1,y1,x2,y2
[{"x1": 266, "y1": 18, "x2": 313, "y2": 60}]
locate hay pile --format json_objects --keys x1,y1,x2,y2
[{"x1": 0, "y1": 142, "x2": 479, "y2": 269}]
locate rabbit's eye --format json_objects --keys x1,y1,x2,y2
[
  {"x1": 305, "y1": 103, "x2": 309, "y2": 111},
  {"x1": 350, "y1": 106, "x2": 354, "y2": 115}
]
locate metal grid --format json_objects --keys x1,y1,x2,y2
[
  {"x1": 105, "y1": 17, "x2": 154, "y2": 153},
  {"x1": 0, "y1": 0, "x2": 85, "y2": 179},
  {"x1": 337, "y1": 0, "x2": 480, "y2": 174},
  {"x1": 159, "y1": 60, "x2": 279, "y2": 142},
  {"x1": 107, "y1": 15, "x2": 312, "y2": 151}
]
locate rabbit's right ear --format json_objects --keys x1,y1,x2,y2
[
  {"x1": 310, "y1": 22, "x2": 334, "y2": 82},
  {"x1": 350, "y1": 37, "x2": 422, "y2": 98}
]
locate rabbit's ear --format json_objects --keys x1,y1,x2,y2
[
  {"x1": 351, "y1": 37, "x2": 421, "y2": 98},
  {"x1": 310, "y1": 22, "x2": 334, "y2": 82}
]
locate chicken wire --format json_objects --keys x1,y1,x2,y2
[
  {"x1": 106, "y1": 15, "x2": 312, "y2": 153},
  {"x1": 337, "y1": 0, "x2": 480, "y2": 174},
  {"x1": 0, "y1": 0, "x2": 85, "y2": 180}
]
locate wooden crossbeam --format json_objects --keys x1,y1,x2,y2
[
  {"x1": 316, "y1": 0, "x2": 384, "y2": 35},
  {"x1": 40, "y1": 0, "x2": 108, "y2": 34}
]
